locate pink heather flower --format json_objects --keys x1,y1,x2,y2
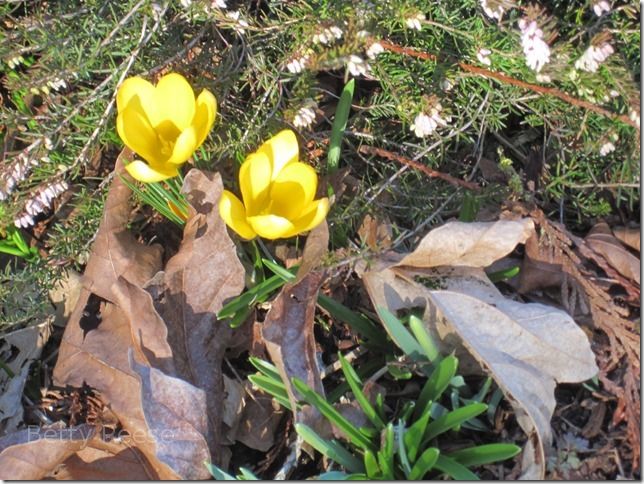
[{"x1": 518, "y1": 18, "x2": 551, "y2": 72}]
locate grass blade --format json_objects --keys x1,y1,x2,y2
[
  {"x1": 434, "y1": 455, "x2": 479, "y2": 480},
  {"x1": 248, "y1": 374, "x2": 292, "y2": 410},
  {"x1": 318, "y1": 294, "x2": 386, "y2": 346},
  {"x1": 327, "y1": 78, "x2": 355, "y2": 174},
  {"x1": 339, "y1": 353, "x2": 385, "y2": 430},
  {"x1": 447, "y1": 443, "x2": 521, "y2": 467},
  {"x1": 414, "y1": 354, "x2": 458, "y2": 420},
  {"x1": 423, "y1": 403, "x2": 487, "y2": 444},
  {"x1": 409, "y1": 447, "x2": 440, "y2": 480},
  {"x1": 408, "y1": 315, "x2": 439, "y2": 362},
  {"x1": 376, "y1": 307, "x2": 425, "y2": 362},
  {"x1": 404, "y1": 405, "x2": 432, "y2": 462},
  {"x1": 205, "y1": 463, "x2": 237, "y2": 480},
  {"x1": 293, "y1": 378, "x2": 375, "y2": 451},
  {"x1": 295, "y1": 423, "x2": 364, "y2": 473}
]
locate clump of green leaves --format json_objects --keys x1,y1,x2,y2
[{"x1": 220, "y1": 309, "x2": 519, "y2": 480}]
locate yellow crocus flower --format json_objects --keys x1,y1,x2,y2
[
  {"x1": 219, "y1": 130, "x2": 329, "y2": 240},
  {"x1": 116, "y1": 73, "x2": 217, "y2": 182}
]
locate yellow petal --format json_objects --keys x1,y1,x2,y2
[
  {"x1": 116, "y1": 76, "x2": 155, "y2": 113},
  {"x1": 154, "y1": 73, "x2": 196, "y2": 131},
  {"x1": 269, "y1": 162, "x2": 318, "y2": 220},
  {"x1": 285, "y1": 198, "x2": 329, "y2": 237},
  {"x1": 247, "y1": 214, "x2": 295, "y2": 240},
  {"x1": 167, "y1": 200, "x2": 189, "y2": 222},
  {"x1": 116, "y1": 105, "x2": 163, "y2": 166},
  {"x1": 256, "y1": 129, "x2": 299, "y2": 180},
  {"x1": 219, "y1": 191, "x2": 256, "y2": 239},
  {"x1": 125, "y1": 160, "x2": 179, "y2": 183},
  {"x1": 193, "y1": 89, "x2": 217, "y2": 148},
  {"x1": 239, "y1": 152, "x2": 271, "y2": 216},
  {"x1": 167, "y1": 127, "x2": 197, "y2": 165}
]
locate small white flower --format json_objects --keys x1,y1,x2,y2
[
  {"x1": 286, "y1": 54, "x2": 310, "y2": 73},
  {"x1": 480, "y1": 0, "x2": 505, "y2": 21},
  {"x1": 599, "y1": 141, "x2": 615, "y2": 156},
  {"x1": 519, "y1": 18, "x2": 551, "y2": 72},
  {"x1": 14, "y1": 214, "x2": 34, "y2": 229},
  {"x1": 410, "y1": 104, "x2": 449, "y2": 138},
  {"x1": 293, "y1": 105, "x2": 317, "y2": 128},
  {"x1": 44, "y1": 137, "x2": 54, "y2": 150},
  {"x1": 180, "y1": 0, "x2": 192, "y2": 8},
  {"x1": 347, "y1": 55, "x2": 368, "y2": 77},
  {"x1": 226, "y1": 11, "x2": 249, "y2": 33},
  {"x1": 535, "y1": 73, "x2": 551, "y2": 83},
  {"x1": 211, "y1": 0, "x2": 227, "y2": 8},
  {"x1": 405, "y1": 12, "x2": 425, "y2": 31},
  {"x1": 312, "y1": 25, "x2": 343, "y2": 45},
  {"x1": 366, "y1": 42, "x2": 384, "y2": 59},
  {"x1": 629, "y1": 109, "x2": 640, "y2": 128},
  {"x1": 476, "y1": 48, "x2": 492, "y2": 66},
  {"x1": 357, "y1": 30, "x2": 370, "y2": 39},
  {"x1": 440, "y1": 78, "x2": 454, "y2": 91},
  {"x1": 575, "y1": 42, "x2": 614, "y2": 73},
  {"x1": 592, "y1": 1, "x2": 610, "y2": 16},
  {"x1": 328, "y1": 26, "x2": 343, "y2": 39}
]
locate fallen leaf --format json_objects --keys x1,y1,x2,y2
[
  {"x1": 612, "y1": 226, "x2": 640, "y2": 252},
  {"x1": 585, "y1": 229, "x2": 640, "y2": 285},
  {"x1": 361, "y1": 218, "x2": 598, "y2": 479},
  {"x1": 51, "y1": 158, "x2": 210, "y2": 479},
  {"x1": 0, "y1": 424, "x2": 155, "y2": 480},
  {"x1": 395, "y1": 218, "x2": 534, "y2": 269},
  {"x1": 357, "y1": 214, "x2": 393, "y2": 251},
  {"x1": 151, "y1": 169, "x2": 245, "y2": 463},
  {"x1": 262, "y1": 271, "x2": 326, "y2": 415},
  {"x1": 295, "y1": 220, "x2": 329, "y2": 283},
  {"x1": 0, "y1": 320, "x2": 52, "y2": 435},
  {"x1": 81, "y1": 150, "x2": 163, "y2": 303},
  {"x1": 130, "y1": 356, "x2": 211, "y2": 480},
  {"x1": 228, "y1": 381, "x2": 284, "y2": 452},
  {"x1": 48, "y1": 269, "x2": 83, "y2": 327}
]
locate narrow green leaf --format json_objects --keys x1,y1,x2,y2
[
  {"x1": 327, "y1": 78, "x2": 355, "y2": 173},
  {"x1": 205, "y1": 462, "x2": 237, "y2": 480},
  {"x1": 408, "y1": 315, "x2": 439, "y2": 362},
  {"x1": 363, "y1": 450, "x2": 380, "y2": 479},
  {"x1": 409, "y1": 447, "x2": 440, "y2": 480},
  {"x1": 434, "y1": 455, "x2": 479, "y2": 480},
  {"x1": 458, "y1": 192, "x2": 479, "y2": 222},
  {"x1": 316, "y1": 471, "x2": 349, "y2": 480},
  {"x1": 376, "y1": 307, "x2": 424, "y2": 362},
  {"x1": 396, "y1": 420, "x2": 412, "y2": 477},
  {"x1": 404, "y1": 405, "x2": 432, "y2": 463},
  {"x1": 248, "y1": 375, "x2": 292, "y2": 410},
  {"x1": 339, "y1": 353, "x2": 385, "y2": 430},
  {"x1": 317, "y1": 295, "x2": 386, "y2": 346},
  {"x1": 423, "y1": 403, "x2": 487, "y2": 444},
  {"x1": 447, "y1": 443, "x2": 521, "y2": 467},
  {"x1": 377, "y1": 423, "x2": 395, "y2": 479},
  {"x1": 486, "y1": 265, "x2": 520, "y2": 283},
  {"x1": 248, "y1": 357, "x2": 281, "y2": 381},
  {"x1": 415, "y1": 355, "x2": 458, "y2": 420},
  {"x1": 238, "y1": 467, "x2": 259, "y2": 480},
  {"x1": 295, "y1": 423, "x2": 364, "y2": 473},
  {"x1": 293, "y1": 378, "x2": 374, "y2": 451},
  {"x1": 262, "y1": 258, "x2": 297, "y2": 281}
]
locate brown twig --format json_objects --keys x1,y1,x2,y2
[
  {"x1": 358, "y1": 145, "x2": 480, "y2": 191},
  {"x1": 379, "y1": 41, "x2": 639, "y2": 131}
]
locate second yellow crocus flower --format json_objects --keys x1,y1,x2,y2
[
  {"x1": 219, "y1": 130, "x2": 329, "y2": 240},
  {"x1": 116, "y1": 72, "x2": 217, "y2": 182}
]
